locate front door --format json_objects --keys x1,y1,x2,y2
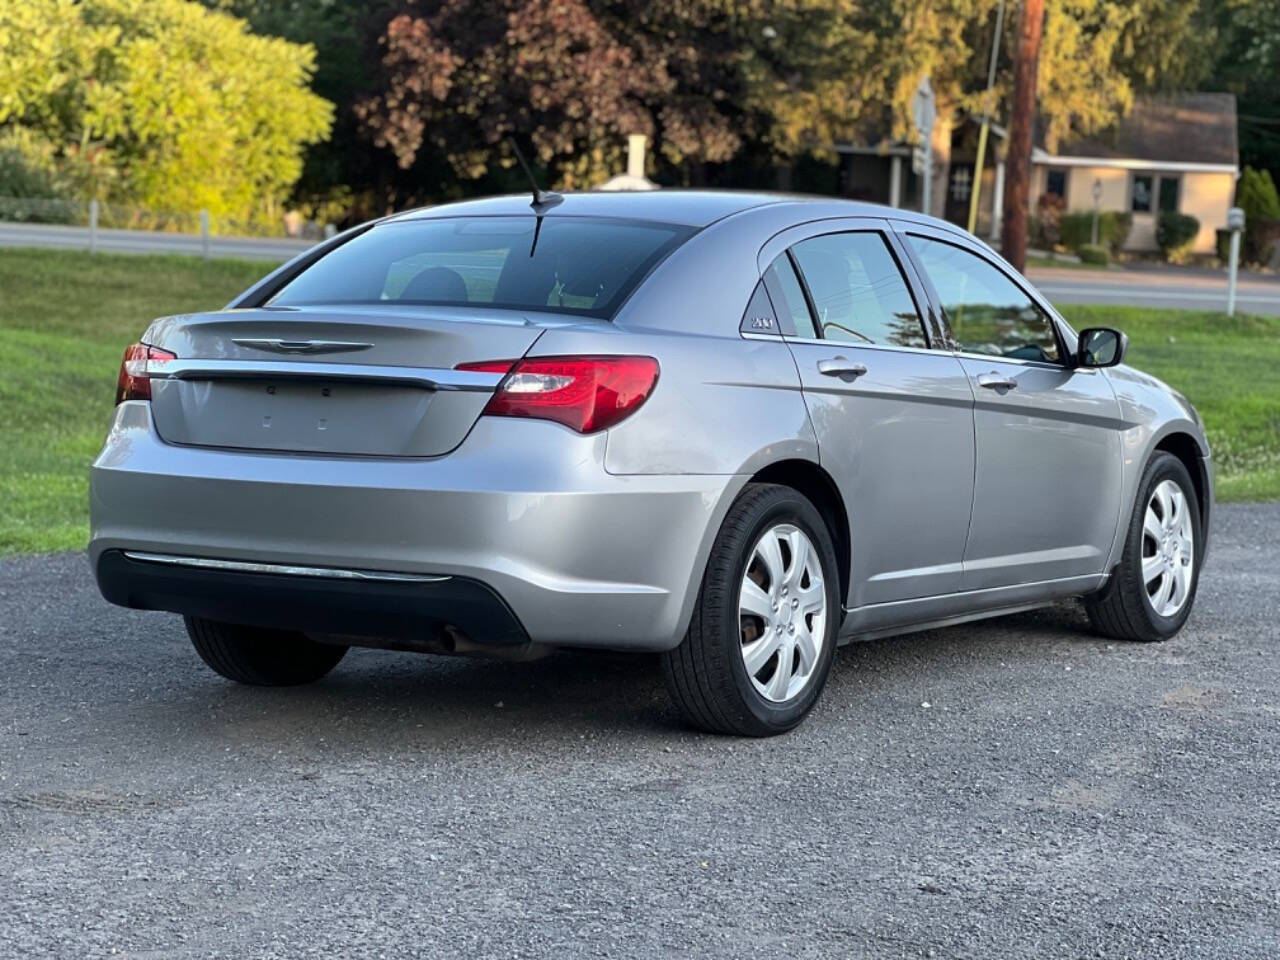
[
  {"x1": 765, "y1": 226, "x2": 976, "y2": 609},
  {"x1": 902, "y1": 229, "x2": 1124, "y2": 591}
]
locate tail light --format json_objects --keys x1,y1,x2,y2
[
  {"x1": 457, "y1": 355, "x2": 659, "y2": 433},
  {"x1": 115, "y1": 342, "x2": 177, "y2": 404}
]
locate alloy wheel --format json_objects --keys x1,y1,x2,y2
[
  {"x1": 738, "y1": 523, "x2": 829, "y2": 703},
  {"x1": 1141, "y1": 479, "x2": 1195, "y2": 618}
]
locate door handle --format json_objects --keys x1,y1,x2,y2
[
  {"x1": 976, "y1": 372, "x2": 1017, "y2": 391},
  {"x1": 816, "y1": 356, "x2": 868, "y2": 382}
]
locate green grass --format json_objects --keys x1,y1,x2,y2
[
  {"x1": 0, "y1": 248, "x2": 1276, "y2": 555},
  {"x1": 0, "y1": 248, "x2": 271, "y2": 554},
  {"x1": 1059, "y1": 304, "x2": 1280, "y2": 502}
]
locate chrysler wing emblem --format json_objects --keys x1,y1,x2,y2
[{"x1": 231, "y1": 338, "x2": 374, "y2": 355}]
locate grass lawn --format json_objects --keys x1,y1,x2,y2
[
  {"x1": 0, "y1": 247, "x2": 1276, "y2": 555},
  {"x1": 0, "y1": 248, "x2": 269, "y2": 554}
]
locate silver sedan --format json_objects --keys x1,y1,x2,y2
[{"x1": 91, "y1": 191, "x2": 1212, "y2": 735}]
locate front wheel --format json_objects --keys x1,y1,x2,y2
[
  {"x1": 1084, "y1": 452, "x2": 1203, "y2": 642},
  {"x1": 661, "y1": 483, "x2": 841, "y2": 736},
  {"x1": 184, "y1": 617, "x2": 348, "y2": 685}
]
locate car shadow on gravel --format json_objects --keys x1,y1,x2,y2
[{"x1": 129, "y1": 600, "x2": 1109, "y2": 749}]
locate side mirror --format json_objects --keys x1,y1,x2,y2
[{"x1": 1076, "y1": 327, "x2": 1128, "y2": 368}]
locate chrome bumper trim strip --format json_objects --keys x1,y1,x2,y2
[{"x1": 122, "y1": 552, "x2": 451, "y2": 584}]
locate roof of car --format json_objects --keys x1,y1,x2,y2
[{"x1": 386, "y1": 189, "x2": 937, "y2": 229}]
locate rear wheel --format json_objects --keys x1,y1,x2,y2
[
  {"x1": 184, "y1": 617, "x2": 348, "y2": 685},
  {"x1": 1084, "y1": 452, "x2": 1202, "y2": 642},
  {"x1": 661, "y1": 483, "x2": 840, "y2": 736}
]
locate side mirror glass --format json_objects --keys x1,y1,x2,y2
[{"x1": 1077, "y1": 327, "x2": 1128, "y2": 368}]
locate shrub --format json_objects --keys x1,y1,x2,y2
[
  {"x1": 1156, "y1": 211, "x2": 1200, "y2": 263},
  {"x1": 1216, "y1": 228, "x2": 1232, "y2": 263},
  {"x1": 1236, "y1": 167, "x2": 1280, "y2": 264},
  {"x1": 1106, "y1": 212, "x2": 1133, "y2": 254},
  {"x1": 1034, "y1": 193, "x2": 1065, "y2": 249},
  {"x1": 0, "y1": 128, "x2": 76, "y2": 223},
  {"x1": 1028, "y1": 214, "x2": 1045, "y2": 249},
  {"x1": 1077, "y1": 243, "x2": 1109, "y2": 266},
  {"x1": 1058, "y1": 210, "x2": 1132, "y2": 255},
  {"x1": 0, "y1": 0, "x2": 332, "y2": 222}
]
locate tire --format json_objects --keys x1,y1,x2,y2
[
  {"x1": 661, "y1": 482, "x2": 841, "y2": 736},
  {"x1": 184, "y1": 616, "x2": 348, "y2": 686},
  {"x1": 1084, "y1": 452, "x2": 1203, "y2": 642}
]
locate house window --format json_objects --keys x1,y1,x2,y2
[
  {"x1": 1045, "y1": 169, "x2": 1067, "y2": 200},
  {"x1": 1131, "y1": 173, "x2": 1180, "y2": 214}
]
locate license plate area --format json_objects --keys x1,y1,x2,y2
[{"x1": 157, "y1": 379, "x2": 436, "y2": 456}]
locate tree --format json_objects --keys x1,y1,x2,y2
[
  {"x1": 0, "y1": 0, "x2": 332, "y2": 222},
  {"x1": 200, "y1": 0, "x2": 396, "y2": 218},
  {"x1": 1236, "y1": 165, "x2": 1280, "y2": 264},
  {"x1": 356, "y1": 0, "x2": 662, "y2": 191},
  {"x1": 1206, "y1": 0, "x2": 1280, "y2": 185}
]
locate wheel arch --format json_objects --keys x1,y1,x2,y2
[
  {"x1": 1104, "y1": 426, "x2": 1214, "y2": 576},
  {"x1": 748, "y1": 459, "x2": 851, "y2": 609},
  {"x1": 1154, "y1": 431, "x2": 1209, "y2": 517},
  {"x1": 1153, "y1": 430, "x2": 1213, "y2": 564}
]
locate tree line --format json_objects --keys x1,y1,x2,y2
[{"x1": 1, "y1": 0, "x2": 1277, "y2": 228}]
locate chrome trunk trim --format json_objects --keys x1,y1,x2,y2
[{"x1": 146, "y1": 358, "x2": 503, "y2": 392}]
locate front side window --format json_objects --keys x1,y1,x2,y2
[
  {"x1": 270, "y1": 216, "x2": 694, "y2": 320},
  {"x1": 788, "y1": 232, "x2": 927, "y2": 348},
  {"x1": 1157, "y1": 176, "x2": 1180, "y2": 213},
  {"x1": 908, "y1": 235, "x2": 1060, "y2": 364}
]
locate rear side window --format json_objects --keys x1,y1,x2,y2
[
  {"x1": 762, "y1": 256, "x2": 819, "y2": 339},
  {"x1": 269, "y1": 216, "x2": 694, "y2": 320},
  {"x1": 789, "y1": 232, "x2": 927, "y2": 348},
  {"x1": 907, "y1": 235, "x2": 1060, "y2": 363}
]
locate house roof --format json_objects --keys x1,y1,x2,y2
[
  {"x1": 838, "y1": 93, "x2": 1239, "y2": 173},
  {"x1": 1054, "y1": 93, "x2": 1238, "y2": 168}
]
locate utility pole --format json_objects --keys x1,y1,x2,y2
[
  {"x1": 1000, "y1": 0, "x2": 1045, "y2": 272},
  {"x1": 967, "y1": 0, "x2": 1006, "y2": 236}
]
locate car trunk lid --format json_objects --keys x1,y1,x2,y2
[{"x1": 146, "y1": 305, "x2": 544, "y2": 457}]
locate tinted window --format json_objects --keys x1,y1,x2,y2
[
  {"x1": 762, "y1": 256, "x2": 819, "y2": 339},
  {"x1": 270, "y1": 216, "x2": 694, "y2": 320},
  {"x1": 908, "y1": 235, "x2": 1060, "y2": 363},
  {"x1": 790, "y1": 232, "x2": 926, "y2": 347}
]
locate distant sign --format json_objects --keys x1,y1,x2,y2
[
  {"x1": 912, "y1": 75, "x2": 936, "y2": 204},
  {"x1": 912, "y1": 76, "x2": 936, "y2": 142}
]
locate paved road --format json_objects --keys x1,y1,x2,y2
[
  {"x1": 1027, "y1": 265, "x2": 1280, "y2": 315},
  {"x1": 0, "y1": 222, "x2": 313, "y2": 262},
  {"x1": 2, "y1": 504, "x2": 1277, "y2": 958}
]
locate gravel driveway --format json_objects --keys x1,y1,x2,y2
[{"x1": 2, "y1": 504, "x2": 1278, "y2": 958}]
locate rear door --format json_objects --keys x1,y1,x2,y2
[
  {"x1": 759, "y1": 219, "x2": 976, "y2": 608},
  {"x1": 898, "y1": 225, "x2": 1124, "y2": 590}
]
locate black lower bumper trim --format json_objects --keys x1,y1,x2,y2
[{"x1": 95, "y1": 550, "x2": 529, "y2": 648}]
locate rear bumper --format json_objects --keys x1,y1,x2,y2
[
  {"x1": 96, "y1": 549, "x2": 531, "y2": 651},
  {"x1": 90, "y1": 403, "x2": 739, "y2": 651}
]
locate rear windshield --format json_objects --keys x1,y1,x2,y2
[{"x1": 268, "y1": 215, "x2": 694, "y2": 320}]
